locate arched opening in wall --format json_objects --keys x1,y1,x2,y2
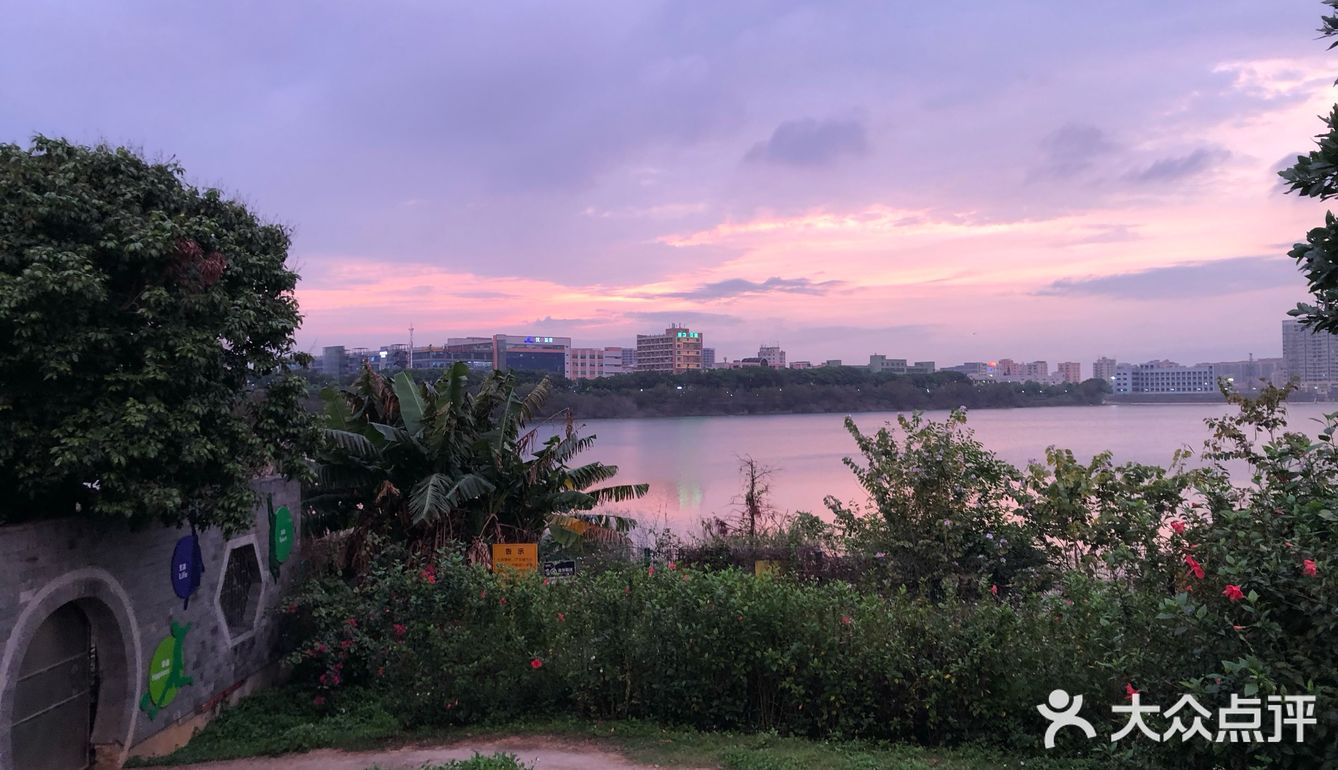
[
  {"x1": 11, "y1": 602, "x2": 96, "y2": 770},
  {"x1": 218, "y1": 543, "x2": 263, "y2": 641}
]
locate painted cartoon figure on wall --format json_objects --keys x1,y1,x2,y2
[{"x1": 139, "y1": 620, "x2": 193, "y2": 720}]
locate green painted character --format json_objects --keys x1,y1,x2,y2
[{"x1": 139, "y1": 621, "x2": 193, "y2": 719}]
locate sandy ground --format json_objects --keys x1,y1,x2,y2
[{"x1": 167, "y1": 735, "x2": 707, "y2": 770}]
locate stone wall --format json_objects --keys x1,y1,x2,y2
[{"x1": 0, "y1": 475, "x2": 302, "y2": 768}]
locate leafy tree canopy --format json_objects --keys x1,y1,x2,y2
[
  {"x1": 0, "y1": 137, "x2": 317, "y2": 531},
  {"x1": 1278, "y1": 0, "x2": 1338, "y2": 332}
]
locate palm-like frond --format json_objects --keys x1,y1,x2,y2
[
  {"x1": 408, "y1": 472, "x2": 495, "y2": 525},
  {"x1": 322, "y1": 428, "x2": 380, "y2": 461},
  {"x1": 392, "y1": 371, "x2": 427, "y2": 435},
  {"x1": 561, "y1": 461, "x2": 619, "y2": 490},
  {"x1": 586, "y1": 483, "x2": 650, "y2": 504}
]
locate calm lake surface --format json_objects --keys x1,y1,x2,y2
[{"x1": 572, "y1": 403, "x2": 1335, "y2": 533}]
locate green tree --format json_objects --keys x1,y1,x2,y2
[
  {"x1": 1278, "y1": 1, "x2": 1338, "y2": 332},
  {"x1": 0, "y1": 137, "x2": 317, "y2": 531},
  {"x1": 312, "y1": 363, "x2": 647, "y2": 564}
]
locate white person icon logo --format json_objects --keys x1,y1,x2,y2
[{"x1": 1037, "y1": 689, "x2": 1097, "y2": 748}]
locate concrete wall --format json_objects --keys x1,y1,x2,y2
[{"x1": 0, "y1": 475, "x2": 301, "y2": 768}]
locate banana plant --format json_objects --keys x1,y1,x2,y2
[{"x1": 309, "y1": 362, "x2": 646, "y2": 564}]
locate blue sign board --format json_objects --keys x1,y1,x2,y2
[{"x1": 170, "y1": 533, "x2": 204, "y2": 609}]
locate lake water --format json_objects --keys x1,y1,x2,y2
[{"x1": 571, "y1": 403, "x2": 1335, "y2": 533}]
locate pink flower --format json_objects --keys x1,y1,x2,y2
[
  {"x1": 543, "y1": 578, "x2": 551, "y2": 586},
  {"x1": 1124, "y1": 682, "x2": 1138, "y2": 701},
  {"x1": 1304, "y1": 559, "x2": 1318, "y2": 577},
  {"x1": 556, "y1": 612, "x2": 566, "y2": 622},
  {"x1": 840, "y1": 615, "x2": 852, "y2": 625},
  {"x1": 990, "y1": 584, "x2": 999, "y2": 596},
  {"x1": 499, "y1": 597, "x2": 507, "y2": 606},
  {"x1": 339, "y1": 639, "x2": 353, "y2": 650},
  {"x1": 1184, "y1": 555, "x2": 1205, "y2": 580},
  {"x1": 648, "y1": 566, "x2": 656, "y2": 576},
  {"x1": 393, "y1": 623, "x2": 407, "y2": 639},
  {"x1": 480, "y1": 590, "x2": 487, "y2": 599},
  {"x1": 1169, "y1": 520, "x2": 1185, "y2": 535},
  {"x1": 344, "y1": 617, "x2": 357, "y2": 628},
  {"x1": 667, "y1": 561, "x2": 677, "y2": 570},
  {"x1": 530, "y1": 658, "x2": 543, "y2": 669},
  {"x1": 1223, "y1": 584, "x2": 1245, "y2": 602}
]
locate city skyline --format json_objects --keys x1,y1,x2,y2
[{"x1": 2, "y1": 2, "x2": 1327, "y2": 364}]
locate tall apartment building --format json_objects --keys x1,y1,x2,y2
[
  {"x1": 566, "y1": 346, "x2": 631, "y2": 379},
  {"x1": 1024, "y1": 361, "x2": 1049, "y2": 379},
  {"x1": 1282, "y1": 319, "x2": 1338, "y2": 391},
  {"x1": 636, "y1": 325, "x2": 703, "y2": 374},
  {"x1": 621, "y1": 347, "x2": 638, "y2": 372},
  {"x1": 1092, "y1": 356, "x2": 1117, "y2": 382},
  {"x1": 996, "y1": 358, "x2": 1019, "y2": 376},
  {"x1": 1206, "y1": 356, "x2": 1286, "y2": 391},
  {"x1": 758, "y1": 345, "x2": 786, "y2": 368},
  {"x1": 1057, "y1": 362, "x2": 1082, "y2": 384},
  {"x1": 1112, "y1": 361, "x2": 1216, "y2": 394},
  {"x1": 701, "y1": 347, "x2": 716, "y2": 369}
]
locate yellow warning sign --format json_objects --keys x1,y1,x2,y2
[{"x1": 491, "y1": 543, "x2": 539, "y2": 574}]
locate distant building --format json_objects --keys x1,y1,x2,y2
[
  {"x1": 869, "y1": 355, "x2": 908, "y2": 374},
  {"x1": 1057, "y1": 362, "x2": 1082, "y2": 384},
  {"x1": 908, "y1": 361, "x2": 936, "y2": 374},
  {"x1": 701, "y1": 347, "x2": 716, "y2": 369},
  {"x1": 412, "y1": 337, "x2": 494, "y2": 371},
  {"x1": 1024, "y1": 361, "x2": 1049, "y2": 379},
  {"x1": 567, "y1": 346, "x2": 630, "y2": 379},
  {"x1": 758, "y1": 345, "x2": 786, "y2": 368},
  {"x1": 945, "y1": 362, "x2": 989, "y2": 376},
  {"x1": 492, "y1": 334, "x2": 571, "y2": 374},
  {"x1": 1204, "y1": 356, "x2": 1286, "y2": 392},
  {"x1": 996, "y1": 358, "x2": 1020, "y2": 376},
  {"x1": 621, "y1": 347, "x2": 639, "y2": 372},
  {"x1": 1282, "y1": 319, "x2": 1338, "y2": 392},
  {"x1": 321, "y1": 346, "x2": 347, "y2": 379},
  {"x1": 636, "y1": 325, "x2": 703, "y2": 374},
  {"x1": 789, "y1": 361, "x2": 812, "y2": 369},
  {"x1": 823, "y1": 359, "x2": 844, "y2": 367},
  {"x1": 1112, "y1": 361, "x2": 1216, "y2": 394},
  {"x1": 1092, "y1": 356, "x2": 1117, "y2": 382}
]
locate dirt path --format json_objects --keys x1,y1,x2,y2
[{"x1": 166, "y1": 735, "x2": 708, "y2": 770}]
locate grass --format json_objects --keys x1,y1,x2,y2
[{"x1": 131, "y1": 687, "x2": 1100, "y2": 770}]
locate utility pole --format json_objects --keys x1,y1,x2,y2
[{"x1": 408, "y1": 323, "x2": 415, "y2": 370}]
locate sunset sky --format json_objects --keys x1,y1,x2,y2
[{"x1": 3, "y1": 1, "x2": 1336, "y2": 368}]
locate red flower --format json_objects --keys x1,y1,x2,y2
[
  {"x1": 530, "y1": 658, "x2": 543, "y2": 669},
  {"x1": 648, "y1": 566, "x2": 656, "y2": 576},
  {"x1": 421, "y1": 564, "x2": 437, "y2": 584},
  {"x1": 1304, "y1": 559, "x2": 1318, "y2": 577},
  {"x1": 1223, "y1": 584, "x2": 1245, "y2": 602},
  {"x1": 344, "y1": 617, "x2": 358, "y2": 628},
  {"x1": 667, "y1": 561, "x2": 677, "y2": 570},
  {"x1": 339, "y1": 639, "x2": 353, "y2": 650},
  {"x1": 499, "y1": 597, "x2": 507, "y2": 606},
  {"x1": 1169, "y1": 520, "x2": 1185, "y2": 535},
  {"x1": 393, "y1": 623, "x2": 408, "y2": 639},
  {"x1": 313, "y1": 695, "x2": 326, "y2": 706},
  {"x1": 990, "y1": 584, "x2": 999, "y2": 596},
  {"x1": 1184, "y1": 554, "x2": 1205, "y2": 580},
  {"x1": 480, "y1": 590, "x2": 488, "y2": 599},
  {"x1": 1124, "y1": 682, "x2": 1138, "y2": 701},
  {"x1": 840, "y1": 615, "x2": 852, "y2": 625},
  {"x1": 543, "y1": 578, "x2": 551, "y2": 586},
  {"x1": 556, "y1": 612, "x2": 566, "y2": 622}
]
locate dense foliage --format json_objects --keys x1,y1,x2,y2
[
  {"x1": 0, "y1": 137, "x2": 316, "y2": 530},
  {"x1": 290, "y1": 385, "x2": 1337, "y2": 768},
  {"x1": 1278, "y1": 1, "x2": 1338, "y2": 332},
  {"x1": 311, "y1": 364, "x2": 647, "y2": 563}
]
